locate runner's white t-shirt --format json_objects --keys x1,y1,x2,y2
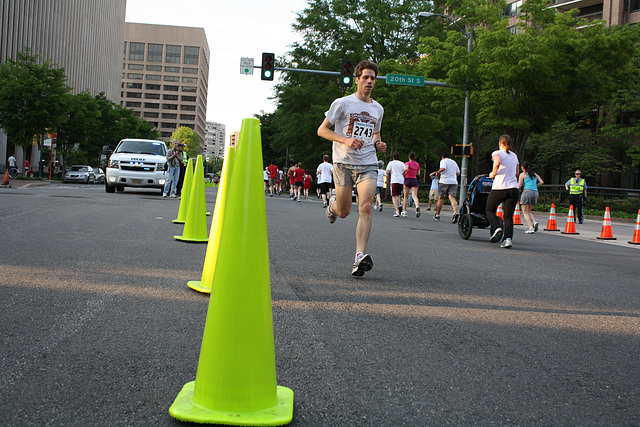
[
  {"x1": 324, "y1": 94, "x2": 384, "y2": 166},
  {"x1": 386, "y1": 160, "x2": 405, "y2": 185},
  {"x1": 316, "y1": 162, "x2": 333, "y2": 183},
  {"x1": 439, "y1": 158, "x2": 460, "y2": 185},
  {"x1": 491, "y1": 149, "x2": 519, "y2": 189}
]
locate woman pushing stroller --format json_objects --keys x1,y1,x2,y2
[{"x1": 487, "y1": 135, "x2": 519, "y2": 249}]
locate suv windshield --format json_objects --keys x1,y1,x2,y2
[{"x1": 115, "y1": 140, "x2": 167, "y2": 156}]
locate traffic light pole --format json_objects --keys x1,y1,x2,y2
[{"x1": 255, "y1": 65, "x2": 452, "y2": 88}]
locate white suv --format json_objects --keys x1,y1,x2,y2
[{"x1": 105, "y1": 139, "x2": 167, "y2": 194}]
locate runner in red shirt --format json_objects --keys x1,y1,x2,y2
[
  {"x1": 266, "y1": 160, "x2": 279, "y2": 197},
  {"x1": 293, "y1": 163, "x2": 305, "y2": 202},
  {"x1": 303, "y1": 173, "x2": 312, "y2": 199}
]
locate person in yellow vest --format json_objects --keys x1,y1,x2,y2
[
  {"x1": 565, "y1": 170, "x2": 587, "y2": 224},
  {"x1": 176, "y1": 146, "x2": 188, "y2": 197}
]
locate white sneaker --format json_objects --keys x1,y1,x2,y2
[
  {"x1": 400, "y1": 211, "x2": 407, "y2": 217},
  {"x1": 525, "y1": 228, "x2": 535, "y2": 234},
  {"x1": 326, "y1": 195, "x2": 337, "y2": 224},
  {"x1": 490, "y1": 227, "x2": 503, "y2": 243},
  {"x1": 373, "y1": 205, "x2": 379, "y2": 211},
  {"x1": 351, "y1": 253, "x2": 373, "y2": 276},
  {"x1": 500, "y1": 238, "x2": 513, "y2": 248},
  {"x1": 393, "y1": 211, "x2": 400, "y2": 217},
  {"x1": 534, "y1": 222, "x2": 539, "y2": 232}
]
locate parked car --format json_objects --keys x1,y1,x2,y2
[
  {"x1": 93, "y1": 168, "x2": 105, "y2": 184},
  {"x1": 64, "y1": 165, "x2": 95, "y2": 183}
]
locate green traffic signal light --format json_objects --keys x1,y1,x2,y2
[
  {"x1": 340, "y1": 59, "x2": 354, "y2": 88},
  {"x1": 261, "y1": 53, "x2": 275, "y2": 81}
]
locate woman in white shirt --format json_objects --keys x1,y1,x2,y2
[{"x1": 487, "y1": 135, "x2": 520, "y2": 248}]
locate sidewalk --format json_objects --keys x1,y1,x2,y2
[{"x1": 1, "y1": 178, "x2": 55, "y2": 188}]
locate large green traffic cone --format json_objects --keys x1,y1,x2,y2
[
  {"x1": 169, "y1": 118, "x2": 294, "y2": 425},
  {"x1": 187, "y1": 146, "x2": 236, "y2": 294},
  {"x1": 174, "y1": 155, "x2": 208, "y2": 243},
  {"x1": 173, "y1": 158, "x2": 194, "y2": 224}
]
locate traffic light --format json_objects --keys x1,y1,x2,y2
[
  {"x1": 451, "y1": 145, "x2": 473, "y2": 157},
  {"x1": 261, "y1": 52, "x2": 275, "y2": 81},
  {"x1": 340, "y1": 59, "x2": 354, "y2": 87}
]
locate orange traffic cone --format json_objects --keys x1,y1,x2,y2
[
  {"x1": 544, "y1": 203, "x2": 559, "y2": 231},
  {"x1": 596, "y1": 207, "x2": 616, "y2": 240},
  {"x1": 561, "y1": 205, "x2": 580, "y2": 234},
  {"x1": 2, "y1": 170, "x2": 9, "y2": 186},
  {"x1": 629, "y1": 209, "x2": 640, "y2": 245},
  {"x1": 513, "y1": 202, "x2": 522, "y2": 225},
  {"x1": 496, "y1": 203, "x2": 504, "y2": 220}
]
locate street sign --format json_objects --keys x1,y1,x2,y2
[
  {"x1": 240, "y1": 57, "x2": 254, "y2": 75},
  {"x1": 385, "y1": 74, "x2": 425, "y2": 86}
]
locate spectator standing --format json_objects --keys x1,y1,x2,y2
[
  {"x1": 163, "y1": 140, "x2": 183, "y2": 198},
  {"x1": 487, "y1": 135, "x2": 520, "y2": 248},
  {"x1": 24, "y1": 159, "x2": 30, "y2": 177},
  {"x1": 434, "y1": 153, "x2": 460, "y2": 222},
  {"x1": 176, "y1": 150, "x2": 188, "y2": 197},
  {"x1": 317, "y1": 60, "x2": 387, "y2": 276},
  {"x1": 316, "y1": 155, "x2": 334, "y2": 207},
  {"x1": 402, "y1": 152, "x2": 421, "y2": 218},
  {"x1": 565, "y1": 170, "x2": 587, "y2": 224},
  {"x1": 386, "y1": 151, "x2": 405, "y2": 217},
  {"x1": 518, "y1": 161, "x2": 544, "y2": 233}
]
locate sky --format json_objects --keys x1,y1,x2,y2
[{"x1": 125, "y1": 0, "x2": 309, "y2": 137}]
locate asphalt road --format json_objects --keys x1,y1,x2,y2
[{"x1": 1, "y1": 183, "x2": 639, "y2": 426}]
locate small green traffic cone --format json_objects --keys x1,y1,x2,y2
[
  {"x1": 174, "y1": 155, "x2": 208, "y2": 242},
  {"x1": 173, "y1": 158, "x2": 194, "y2": 224},
  {"x1": 187, "y1": 146, "x2": 236, "y2": 293}
]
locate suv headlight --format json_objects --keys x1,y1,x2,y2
[
  {"x1": 108, "y1": 159, "x2": 119, "y2": 168},
  {"x1": 156, "y1": 163, "x2": 166, "y2": 171}
]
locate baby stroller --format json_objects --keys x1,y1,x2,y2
[{"x1": 458, "y1": 174, "x2": 503, "y2": 239}]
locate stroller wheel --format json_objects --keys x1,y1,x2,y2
[{"x1": 458, "y1": 213, "x2": 473, "y2": 239}]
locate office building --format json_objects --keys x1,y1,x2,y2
[
  {"x1": 204, "y1": 121, "x2": 226, "y2": 160},
  {"x1": 0, "y1": 0, "x2": 126, "y2": 171},
  {"x1": 121, "y1": 23, "x2": 210, "y2": 146}
]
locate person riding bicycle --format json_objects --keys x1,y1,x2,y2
[{"x1": 7, "y1": 154, "x2": 19, "y2": 178}]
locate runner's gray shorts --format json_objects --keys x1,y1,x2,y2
[
  {"x1": 438, "y1": 183, "x2": 458, "y2": 197},
  {"x1": 333, "y1": 164, "x2": 377, "y2": 187},
  {"x1": 520, "y1": 189, "x2": 538, "y2": 205}
]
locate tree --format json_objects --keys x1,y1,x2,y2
[
  {"x1": 92, "y1": 93, "x2": 160, "y2": 152},
  {"x1": 57, "y1": 91, "x2": 100, "y2": 171},
  {"x1": 172, "y1": 126, "x2": 201, "y2": 160},
  {"x1": 0, "y1": 51, "x2": 71, "y2": 148},
  {"x1": 270, "y1": 0, "x2": 445, "y2": 170},
  {"x1": 421, "y1": 0, "x2": 640, "y2": 161}
]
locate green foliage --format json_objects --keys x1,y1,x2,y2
[
  {"x1": 0, "y1": 51, "x2": 71, "y2": 147},
  {"x1": 270, "y1": 0, "x2": 458, "y2": 173},
  {"x1": 172, "y1": 126, "x2": 201, "y2": 159},
  {"x1": 420, "y1": 0, "x2": 640, "y2": 162}
]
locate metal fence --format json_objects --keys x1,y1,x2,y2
[{"x1": 538, "y1": 185, "x2": 640, "y2": 202}]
